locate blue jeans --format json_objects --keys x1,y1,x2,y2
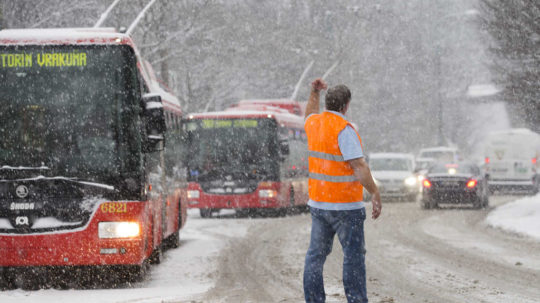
[{"x1": 303, "y1": 207, "x2": 367, "y2": 303}]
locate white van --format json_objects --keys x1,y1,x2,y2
[{"x1": 483, "y1": 128, "x2": 540, "y2": 193}]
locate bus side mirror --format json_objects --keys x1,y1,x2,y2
[
  {"x1": 142, "y1": 93, "x2": 166, "y2": 153},
  {"x1": 279, "y1": 139, "x2": 290, "y2": 160}
]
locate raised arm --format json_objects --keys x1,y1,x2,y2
[
  {"x1": 304, "y1": 78, "x2": 328, "y2": 119},
  {"x1": 348, "y1": 158, "x2": 382, "y2": 219}
]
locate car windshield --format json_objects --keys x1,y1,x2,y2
[
  {"x1": 0, "y1": 45, "x2": 142, "y2": 183},
  {"x1": 419, "y1": 151, "x2": 455, "y2": 161},
  {"x1": 416, "y1": 160, "x2": 433, "y2": 170},
  {"x1": 182, "y1": 118, "x2": 279, "y2": 181},
  {"x1": 369, "y1": 158, "x2": 410, "y2": 171},
  {"x1": 429, "y1": 163, "x2": 478, "y2": 175}
]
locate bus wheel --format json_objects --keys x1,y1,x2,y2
[
  {"x1": 200, "y1": 209, "x2": 212, "y2": 218},
  {"x1": 0, "y1": 268, "x2": 15, "y2": 290},
  {"x1": 149, "y1": 245, "x2": 163, "y2": 265},
  {"x1": 166, "y1": 230, "x2": 180, "y2": 249}
]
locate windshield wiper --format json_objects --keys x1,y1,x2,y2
[
  {"x1": 0, "y1": 175, "x2": 116, "y2": 191},
  {"x1": 0, "y1": 166, "x2": 115, "y2": 191},
  {"x1": 0, "y1": 165, "x2": 50, "y2": 170}
]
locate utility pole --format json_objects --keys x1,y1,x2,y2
[{"x1": 437, "y1": 47, "x2": 445, "y2": 146}]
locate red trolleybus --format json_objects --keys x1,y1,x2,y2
[
  {"x1": 182, "y1": 106, "x2": 309, "y2": 217},
  {"x1": 0, "y1": 28, "x2": 187, "y2": 287}
]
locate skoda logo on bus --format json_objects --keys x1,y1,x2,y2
[
  {"x1": 15, "y1": 216, "x2": 30, "y2": 226},
  {"x1": 15, "y1": 185, "x2": 29, "y2": 198}
]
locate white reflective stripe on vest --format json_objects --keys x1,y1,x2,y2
[
  {"x1": 308, "y1": 150, "x2": 345, "y2": 162},
  {"x1": 309, "y1": 172, "x2": 356, "y2": 183}
]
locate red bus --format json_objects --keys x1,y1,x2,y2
[
  {"x1": 0, "y1": 28, "x2": 187, "y2": 288},
  {"x1": 182, "y1": 105, "x2": 309, "y2": 217}
]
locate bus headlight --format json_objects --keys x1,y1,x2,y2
[
  {"x1": 98, "y1": 222, "x2": 140, "y2": 239},
  {"x1": 405, "y1": 176, "x2": 417, "y2": 187},
  {"x1": 187, "y1": 190, "x2": 200, "y2": 198},
  {"x1": 259, "y1": 189, "x2": 277, "y2": 198}
]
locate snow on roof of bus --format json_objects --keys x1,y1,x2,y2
[
  {"x1": 237, "y1": 99, "x2": 299, "y2": 104},
  {"x1": 186, "y1": 109, "x2": 304, "y2": 127},
  {"x1": 226, "y1": 104, "x2": 291, "y2": 114},
  {"x1": 0, "y1": 28, "x2": 130, "y2": 44},
  {"x1": 233, "y1": 99, "x2": 303, "y2": 115}
]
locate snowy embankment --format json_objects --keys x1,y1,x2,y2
[{"x1": 486, "y1": 193, "x2": 540, "y2": 240}]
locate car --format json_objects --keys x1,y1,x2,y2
[
  {"x1": 421, "y1": 162, "x2": 489, "y2": 209},
  {"x1": 417, "y1": 146, "x2": 460, "y2": 163},
  {"x1": 367, "y1": 153, "x2": 419, "y2": 201},
  {"x1": 414, "y1": 157, "x2": 435, "y2": 181}
]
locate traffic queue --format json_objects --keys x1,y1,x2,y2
[{"x1": 1, "y1": 25, "x2": 539, "y2": 291}]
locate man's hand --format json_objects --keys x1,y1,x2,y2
[
  {"x1": 305, "y1": 78, "x2": 328, "y2": 118},
  {"x1": 348, "y1": 158, "x2": 382, "y2": 220},
  {"x1": 311, "y1": 78, "x2": 328, "y2": 92},
  {"x1": 371, "y1": 191, "x2": 382, "y2": 219}
]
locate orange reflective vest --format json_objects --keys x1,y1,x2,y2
[{"x1": 305, "y1": 111, "x2": 363, "y2": 203}]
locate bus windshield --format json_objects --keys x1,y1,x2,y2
[
  {"x1": 0, "y1": 45, "x2": 142, "y2": 185},
  {"x1": 183, "y1": 118, "x2": 279, "y2": 181}
]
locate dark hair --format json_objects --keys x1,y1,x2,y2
[{"x1": 325, "y1": 85, "x2": 351, "y2": 112}]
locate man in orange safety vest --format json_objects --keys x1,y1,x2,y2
[{"x1": 303, "y1": 78, "x2": 381, "y2": 303}]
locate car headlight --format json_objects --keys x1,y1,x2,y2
[
  {"x1": 404, "y1": 176, "x2": 417, "y2": 186},
  {"x1": 187, "y1": 190, "x2": 200, "y2": 198},
  {"x1": 259, "y1": 189, "x2": 277, "y2": 198},
  {"x1": 98, "y1": 222, "x2": 140, "y2": 239}
]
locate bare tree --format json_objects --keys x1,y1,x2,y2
[
  {"x1": 479, "y1": 0, "x2": 540, "y2": 132},
  {"x1": 0, "y1": 0, "x2": 492, "y2": 151}
]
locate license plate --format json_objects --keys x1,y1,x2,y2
[{"x1": 443, "y1": 181, "x2": 459, "y2": 186}]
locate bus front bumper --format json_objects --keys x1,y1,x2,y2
[
  {"x1": 0, "y1": 202, "x2": 150, "y2": 267},
  {"x1": 186, "y1": 183, "x2": 282, "y2": 209}
]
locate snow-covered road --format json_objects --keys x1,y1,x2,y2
[{"x1": 2, "y1": 196, "x2": 539, "y2": 303}]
